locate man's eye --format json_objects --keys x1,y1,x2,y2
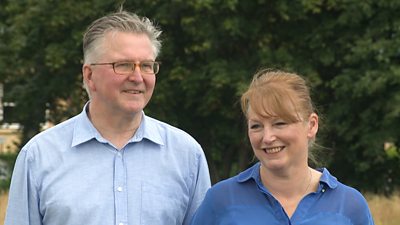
[
  {"x1": 116, "y1": 63, "x2": 133, "y2": 70},
  {"x1": 141, "y1": 62, "x2": 153, "y2": 70}
]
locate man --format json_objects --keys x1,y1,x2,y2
[{"x1": 5, "y1": 10, "x2": 211, "y2": 225}]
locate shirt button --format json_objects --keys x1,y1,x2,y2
[
  {"x1": 322, "y1": 189, "x2": 326, "y2": 192},
  {"x1": 117, "y1": 187, "x2": 123, "y2": 192}
]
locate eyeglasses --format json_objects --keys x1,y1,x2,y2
[{"x1": 90, "y1": 61, "x2": 160, "y2": 75}]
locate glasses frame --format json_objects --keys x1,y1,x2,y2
[{"x1": 90, "y1": 61, "x2": 161, "y2": 75}]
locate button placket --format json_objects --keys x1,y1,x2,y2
[{"x1": 114, "y1": 150, "x2": 128, "y2": 225}]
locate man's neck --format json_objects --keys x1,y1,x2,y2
[{"x1": 87, "y1": 103, "x2": 142, "y2": 149}]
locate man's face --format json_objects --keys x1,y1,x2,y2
[{"x1": 83, "y1": 31, "x2": 156, "y2": 116}]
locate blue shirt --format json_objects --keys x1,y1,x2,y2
[
  {"x1": 5, "y1": 104, "x2": 211, "y2": 225},
  {"x1": 190, "y1": 162, "x2": 374, "y2": 225}
]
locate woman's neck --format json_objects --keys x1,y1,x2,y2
[
  {"x1": 259, "y1": 165, "x2": 322, "y2": 218},
  {"x1": 260, "y1": 165, "x2": 312, "y2": 199}
]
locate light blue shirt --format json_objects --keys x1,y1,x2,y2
[
  {"x1": 190, "y1": 162, "x2": 375, "y2": 225},
  {"x1": 5, "y1": 103, "x2": 211, "y2": 225}
]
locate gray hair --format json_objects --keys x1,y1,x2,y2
[
  {"x1": 82, "y1": 11, "x2": 162, "y2": 97},
  {"x1": 83, "y1": 11, "x2": 162, "y2": 63}
]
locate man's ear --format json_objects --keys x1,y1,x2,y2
[
  {"x1": 82, "y1": 64, "x2": 95, "y2": 92},
  {"x1": 307, "y1": 113, "x2": 319, "y2": 139}
]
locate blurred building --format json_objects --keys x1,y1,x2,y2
[{"x1": 0, "y1": 83, "x2": 21, "y2": 153}]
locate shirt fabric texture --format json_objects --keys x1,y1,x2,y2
[
  {"x1": 190, "y1": 162, "x2": 375, "y2": 225},
  {"x1": 5, "y1": 103, "x2": 211, "y2": 225}
]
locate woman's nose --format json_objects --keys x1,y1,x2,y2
[{"x1": 262, "y1": 129, "x2": 276, "y2": 143}]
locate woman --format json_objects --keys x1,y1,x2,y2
[{"x1": 190, "y1": 69, "x2": 374, "y2": 225}]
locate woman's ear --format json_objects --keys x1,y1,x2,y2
[{"x1": 307, "y1": 113, "x2": 319, "y2": 139}]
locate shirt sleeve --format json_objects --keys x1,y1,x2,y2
[
  {"x1": 350, "y1": 191, "x2": 376, "y2": 225},
  {"x1": 4, "y1": 144, "x2": 42, "y2": 225},
  {"x1": 183, "y1": 148, "x2": 211, "y2": 225},
  {"x1": 354, "y1": 200, "x2": 375, "y2": 225}
]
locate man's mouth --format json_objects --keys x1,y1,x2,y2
[{"x1": 124, "y1": 90, "x2": 143, "y2": 94}]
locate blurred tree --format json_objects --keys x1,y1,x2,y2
[
  {"x1": 295, "y1": 0, "x2": 400, "y2": 193},
  {"x1": 0, "y1": 0, "x2": 122, "y2": 143},
  {"x1": 0, "y1": 0, "x2": 399, "y2": 192}
]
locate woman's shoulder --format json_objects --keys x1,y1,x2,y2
[
  {"x1": 317, "y1": 168, "x2": 374, "y2": 224},
  {"x1": 320, "y1": 168, "x2": 371, "y2": 210},
  {"x1": 321, "y1": 168, "x2": 367, "y2": 199},
  {"x1": 207, "y1": 164, "x2": 259, "y2": 197},
  {"x1": 209, "y1": 175, "x2": 241, "y2": 194},
  {"x1": 336, "y1": 180, "x2": 369, "y2": 206}
]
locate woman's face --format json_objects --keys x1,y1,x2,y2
[{"x1": 247, "y1": 107, "x2": 318, "y2": 171}]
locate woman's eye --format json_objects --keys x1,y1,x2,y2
[
  {"x1": 249, "y1": 124, "x2": 261, "y2": 129},
  {"x1": 274, "y1": 121, "x2": 287, "y2": 126}
]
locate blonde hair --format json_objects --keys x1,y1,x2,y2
[{"x1": 241, "y1": 69, "x2": 315, "y2": 122}]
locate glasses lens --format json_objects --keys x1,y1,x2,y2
[
  {"x1": 140, "y1": 62, "x2": 154, "y2": 73},
  {"x1": 113, "y1": 61, "x2": 159, "y2": 75},
  {"x1": 114, "y1": 62, "x2": 134, "y2": 75},
  {"x1": 153, "y1": 62, "x2": 159, "y2": 74},
  {"x1": 141, "y1": 61, "x2": 159, "y2": 74}
]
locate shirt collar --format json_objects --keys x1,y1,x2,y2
[
  {"x1": 131, "y1": 114, "x2": 164, "y2": 146},
  {"x1": 236, "y1": 162, "x2": 339, "y2": 190},
  {"x1": 318, "y1": 167, "x2": 338, "y2": 189},
  {"x1": 71, "y1": 102, "x2": 100, "y2": 147},
  {"x1": 237, "y1": 162, "x2": 261, "y2": 183},
  {"x1": 71, "y1": 102, "x2": 164, "y2": 147}
]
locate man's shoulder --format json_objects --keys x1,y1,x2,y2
[
  {"x1": 144, "y1": 115, "x2": 198, "y2": 142},
  {"x1": 145, "y1": 115, "x2": 184, "y2": 131},
  {"x1": 22, "y1": 115, "x2": 79, "y2": 150},
  {"x1": 38, "y1": 115, "x2": 78, "y2": 136}
]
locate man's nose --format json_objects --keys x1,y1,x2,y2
[{"x1": 128, "y1": 64, "x2": 144, "y2": 81}]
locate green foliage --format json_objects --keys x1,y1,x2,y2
[
  {"x1": 1, "y1": 0, "x2": 399, "y2": 193},
  {"x1": 0, "y1": 152, "x2": 18, "y2": 191},
  {"x1": 0, "y1": 0, "x2": 120, "y2": 142}
]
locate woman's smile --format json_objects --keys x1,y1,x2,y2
[{"x1": 263, "y1": 146, "x2": 285, "y2": 154}]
